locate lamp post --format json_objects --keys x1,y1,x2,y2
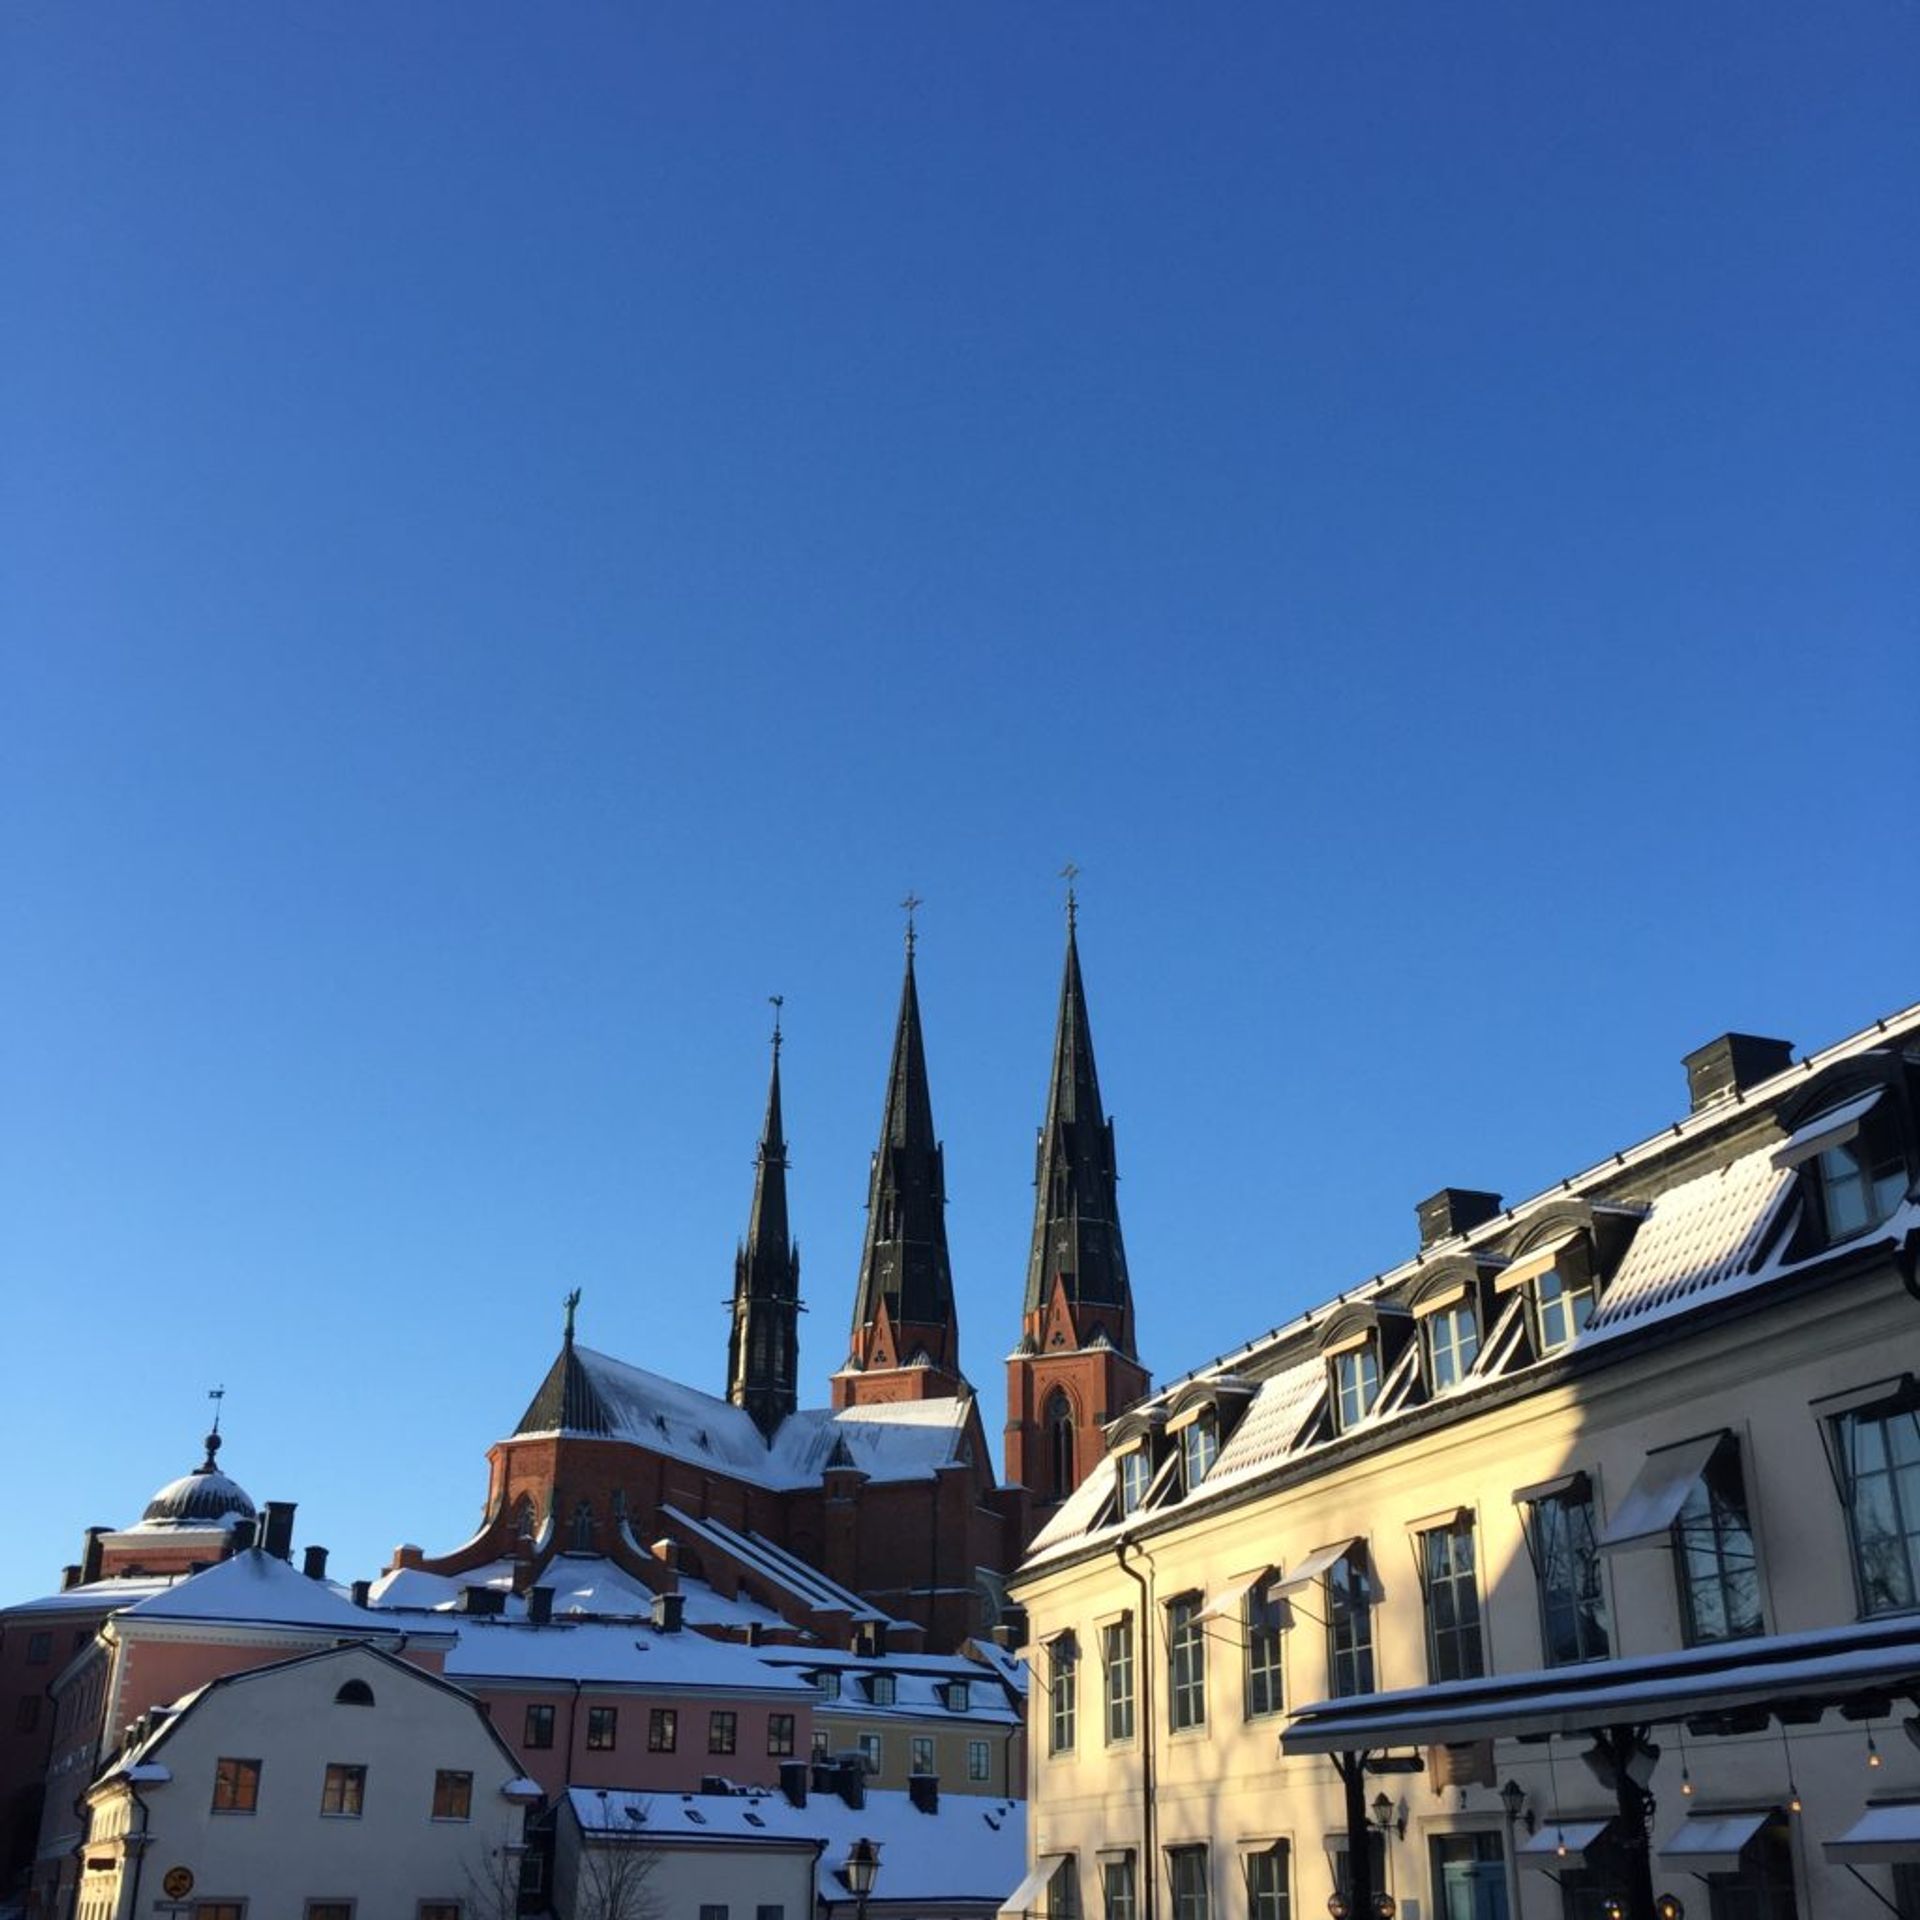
[
  {"x1": 843, "y1": 1836, "x2": 882, "y2": 1920},
  {"x1": 1498, "y1": 1778, "x2": 1531, "y2": 1920},
  {"x1": 1369, "y1": 1793, "x2": 1400, "y2": 1917}
]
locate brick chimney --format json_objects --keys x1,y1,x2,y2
[
  {"x1": 1682, "y1": 1033, "x2": 1795, "y2": 1113},
  {"x1": 1416, "y1": 1188, "x2": 1503, "y2": 1250}
]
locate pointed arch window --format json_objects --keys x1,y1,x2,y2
[
  {"x1": 512, "y1": 1495, "x2": 535, "y2": 1542},
  {"x1": 571, "y1": 1500, "x2": 594, "y2": 1553},
  {"x1": 1047, "y1": 1390, "x2": 1076, "y2": 1500}
]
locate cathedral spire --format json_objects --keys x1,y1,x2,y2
[
  {"x1": 1004, "y1": 888, "x2": 1149, "y2": 1528},
  {"x1": 727, "y1": 1001, "x2": 801, "y2": 1438},
  {"x1": 1022, "y1": 894, "x2": 1135, "y2": 1350},
  {"x1": 835, "y1": 913, "x2": 963, "y2": 1405}
]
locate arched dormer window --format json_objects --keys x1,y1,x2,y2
[
  {"x1": 571, "y1": 1499, "x2": 594, "y2": 1553},
  {"x1": 1774, "y1": 1071, "x2": 1914, "y2": 1249},
  {"x1": 512, "y1": 1495, "x2": 535, "y2": 1542},
  {"x1": 334, "y1": 1679, "x2": 375, "y2": 1707},
  {"x1": 1046, "y1": 1390, "x2": 1075, "y2": 1499}
]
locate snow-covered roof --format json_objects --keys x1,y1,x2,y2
[
  {"x1": 1, "y1": 1574, "x2": 180, "y2": 1619},
  {"x1": 521, "y1": 1346, "x2": 972, "y2": 1489},
  {"x1": 118, "y1": 1550, "x2": 394, "y2": 1635},
  {"x1": 758, "y1": 1649, "x2": 1021, "y2": 1726},
  {"x1": 567, "y1": 1784, "x2": 1027, "y2": 1904},
  {"x1": 428, "y1": 1616, "x2": 820, "y2": 1694},
  {"x1": 662, "y1": 1509, "x2": 890, "y2": 1624}
]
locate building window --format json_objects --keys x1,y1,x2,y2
[
  {"x1": 766, "y1": 1713, "x2": 795, "y2": 1757},
  {"x1": 211, "y1": 1758, "x2": 261, "y2": 1813},
  {"x1": 26, "y1": 1632, "x2": 52, "y2": 1665},
  {"x1": 815, "y1": 1669, "x2": 841, "y2": 1700},
  {"x1": 1834, "y1": 1400, "x2": 1920, "y2": 1615},
  {"x1": 1101, "y1": 1855, "x2": 1138, "y2": 1920},
  {"x1": 570, "y1": 1500, "x2": 594, "y2": 1553},
  {"x1": 586, "y1": 1706, "x2": 617, "y2": 1751},
  {"x1": 868, "y1": 1674, "x2": 896, "y2": 1706},
  {"x1": 523, "y1": 1703, "x2": 554, "y2": 1750},
  {"x1": 856, "y1": 1732, "x2": 882, "y2": 1775},
  {"x1": 197, "y1": 1908, "x2": 246, "y2": 1920},
  {"x1": 944, "y1": 1680, "x2": 971, "y2": 1711},
  {"x1": 431, "y1": 1771, "x2": 472, "y2": 1821},
  {"x1": 1327, "y1": 1552, "x2": 1374, "y2": 1697},
  {"x1": 1523, "y1": 1485, "x2": 1612, "y2": 1664},
  {"x1": 1048, "y1": 1858, "x2": 1082, "y2": 1920},
  {"x1": 1675, "y1": 1439, "x2": 1764, "y2": 1644},
  {"x1": 698, "y1": 1908, "x2": 727, "y2": 1920},
  {"x1": 334, "y1": 1680, "x2": 375, "y2": 1707},
  {"x1": 1168, "y1": 1845, "x2": 1210, "y2": 1920},
  {"x1": 812, "y1": 1730, "x2": 831, "y2": 1760},
  {"x1": 1181, "y1": 1415, "x2": 1219, "y2": 1491},
  {"x1": 1048, "y1": 1637, "x2": 1078, "y2": 1753},
  {"x1": 756, "y1": 1909, "x2": 785, "y2": 1920},
  {"x1": 911, "y1": 1735, "x2": 934, "y2": 1774},
  {"x1": 1534, "y1": 1265, "x2": 1594, "y2": 1354},
  {"x1": 1333, "y1": 1345, "x2": 1380, "y2": 1430},
  {"x1": 1420, "y1": 1521, "x2": 1485, "y2": 1682},
  {"x1": 1245, "y1": 1844, "x2": 1290, "y2": 1920},
  {"x1": 319, "y1": 1765, "x2": 366, "y2": 1818},
  {"x1": 968, "y1": 1738, "x2": 991, "y2": 1781},
  {"x1": 1103, "y1": 1618, "x2": 1136, "y2": 1743},
  {"x1": 1811, "y1": 1104, "x2": 1908, "y2": 1242},
  {"x1": 1118, "y1": 1448, "x2": 1151, "y2": 1516},
  {"x1": 1048, "y1": 1390, "x2": 1077, "y2": 1500},
  {"x1": 1168, "y1": 1595, "x2": 1207, "y2": 1731},
  {"x1": 648, "y1": 1709, "x2": 678, "y2": 1753},
  {"x1": 1245, "y1": 1583, "x2": 1285, "y2": 1719},
  {"x1": 306, "y1": 1906, "x2": 353, "y2": 1920},
  {"x1": 708, "y1": 1711, "x2": 738, "y2": 1756},
  {"x1": 418, "y1": 1907, "x2": 461, "y2": 1920},
  {"x1": 1425, "y1": 1303, "x2": 1479, "y2": 1390}
]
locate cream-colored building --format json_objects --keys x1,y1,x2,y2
[
  {"x1": 1009, "y1": 1008, "x2": 1920, "y2": 1920},
  {"x1": 73, "y1": 1642, "x2": 538, "y2": 1920}
]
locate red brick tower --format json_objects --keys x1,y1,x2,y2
[{"x1": 1004, "y1": 891, "x2": 1150, "y2": 1532}]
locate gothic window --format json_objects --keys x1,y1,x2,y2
[
  {"x1": 1048, "y1": 1390, "x2": 1076, "y2": 1500},
  {"x1": 512, "y1": 1495, "x2": 535, "y2": 1541},
  {"x1": 571, "y1": 1500, "x2": 594, "y2": 1552}
]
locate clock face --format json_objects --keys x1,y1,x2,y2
[{"x1": 162, "y1": 1868, "x2": 195, "y2": 1899}]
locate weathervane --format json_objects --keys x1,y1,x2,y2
[
  {"x1": 769, "y1": 993, "x2": 785, "y2": 1057},
  {"x1": 563, "y1": 1288, "x2": 582, "y2": 1344},
  {"x1": 901, "y1": 892, "x2": 923, "y2": 958},
  {"x1": 207, "y1": 1384, "x2": 226, "y2": 1434},
  {"x1": 1060, "y1": 861, "x2": 1080, "y2": 931}
]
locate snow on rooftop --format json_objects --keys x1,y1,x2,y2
[
  {"x1": 428, "y1": 1616, "x2": 823, "y2": 1692},
  {"x1": 121, "y1": 1550, "x2": 387, "y2": 1634},
  {"x1": 569, "y1": 1785, "x2": 1026, "y2": 1902}
]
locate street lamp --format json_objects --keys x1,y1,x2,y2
[
  {"x1": 843, "y1": 1836, "x2": 882, "y2": 1920},
  {"x1": 1498, "y1": 1779, "x2": 1534, "y2": 1834}
]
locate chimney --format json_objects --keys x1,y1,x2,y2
[
  {"x1": 836, "y1": 1757, "x2": 865, "y2": 1810},
  {"x1": 651, "y1": 1592, "x2": 685, "y2": 1634},
  {"x1": 527, "y1": 1587, "x2": 554, "y2": 1626},
  {"x1": 393, "y1": 1544, "x2": 425, "y2": 1570},
  {"x1": 994, "y1": 1607, "x2": 1029, "y2": 1652},
  {"x1": 779, "y1": 1760, "x2": 808, "y2": 1808},
  {"x1": 230, "y1": 1518, "x2": 257, "y2": 1552},
  {"x1": 1682, "y1": 1033, "x2": 1796, "y2": 1114},
  {"x1": 1416, "y1": 1188, "x2": 1504, "y2": 1250},
  {"x1": 60, "y1": 1565, "x2": 81, "y2": 1592},
  {"x1": 81, "y1": 1527, "x2": 109, "y2": 1587},
  {"x1": 699, "y1": 1775, "x2": 730, "y2": 1796},
  {"x1": 908, "y1": 1770, "x2": 938, "y2": 1814},
  {"x1": 854, "y1": 1620, "x2": 887, "y2": 1658},
  {"x1": 302, "y1": 1545, "x2": 329, "y2": 1582},
  {"x1": 745, "y1": 1621, "x2": 764, "y2": 1647},
  {"x1": 350, "y1": 1579, "x2": 372, "y2": 1608},
  {"x1": 459, "y1": 1586, "x2": 506, "y2": 1617},
  {"x1": 262, "y1": 1502, "x2": 297, "y2": 1561}
]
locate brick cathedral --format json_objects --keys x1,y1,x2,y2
[{"x1": 410, "y1": 899, "x2": 1152, "y2": 1650}]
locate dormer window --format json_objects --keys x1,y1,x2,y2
[
  {"x1": 1774, "y1": 1088, "x2": 1909, "y2": 1246},
  {"x1": 1117, "y1": 1447, "x2": 1151, "y2": 1517},
  {"x1": 1535, "y1": 1263, "x2": 1594, "y2": 1353},
  {"x1": 1180, "y1": 1414, "x2": 1219, "y2": 1490},
  {"x1": 943, "y1": 1679, "x2": 970, "y2": 1712},
  {"x1": 815, "y1": 1671, "x2": 841, "y2": 1700},
  {"x1": 867, "y1": 1674, "x2": 895, "y2": 1706},
  {"x1": 1332, "y1": 1343, "x2": 1379, "y2": 1430},
  {"x1": 1424, "y1": 1301, "x2": 1479, "y2": 1389}
]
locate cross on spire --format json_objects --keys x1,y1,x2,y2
[
  {"x1": 1059, "y1": 862, "x2": 1080, "y2": 932},
  {"x1": 769, "y1": 993, "x2": 784, "y2": 1057},
  {"x1": 901, "y1": 892, "x2": 923, "y2": 958}
]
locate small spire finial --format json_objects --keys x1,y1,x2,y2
[
  {"x1": 769, "y1": 994, "x2": 784, "y2": 1058},
  {"x1": 901, "y1": 892, "x2": 923, "y2": 959},
  {"x1": 201, "y1": 1385, "x2": 226, "y2": 1468},
  {"x1": 562, "y1": 1288, "x2": 582, "y2": 1345},
  {"x1": 1059, "y1": 862, "x2": 1080, "y2": 932}
]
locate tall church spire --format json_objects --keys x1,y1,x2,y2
[
  {"x1": 835, "y1": 909, "x2": 964, "y2": 1406},
  {"x1": 727, "y1": 1003, "x2": 801, "y2": 1438},
  {"x1": 1004, "y1": 885, "x2": 1149, "y2": 1527}
]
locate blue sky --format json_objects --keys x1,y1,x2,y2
[{"x1": 3, "y1": 4, "x2": 1914, "y2": 1592}]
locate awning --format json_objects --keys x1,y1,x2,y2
[
  {"x1": 1597, "y1": 1433, "x2": 1725, "y2": 1551},
  {"x1": 997, "y1": 1861, "x2": 1057, "y2": 1918},
  {"x1": 1281, "y1": 1613, "x2": 1920, "y2": 1753},
  {"x1": 1515, "y1": 1820, "x2": 1612, "y2": 1871},
  {"x1": 1497, "y1": 1231, "x2": 1584, "y2": 1293},
  {"x1": 1773, "y1": 1088, "x2": 1884, "y2": 1170},
  {"x1": 1825, "y1": 1800, "x2": 1920, "y2": 1866},
  {"x1": 1197, "y1": 1568, "x2": 1274, "y2": 1625},
  {"x1": 1658, "y1": 1810, "x2": 1771, "y2": 1875},
  {"x1": 1269, "y1": 1541, "x2": 1359, "y2": 1599}
]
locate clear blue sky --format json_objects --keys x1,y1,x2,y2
[{"x1": 3, "y1": 4, "x2": 1914, "y2": 1593}]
